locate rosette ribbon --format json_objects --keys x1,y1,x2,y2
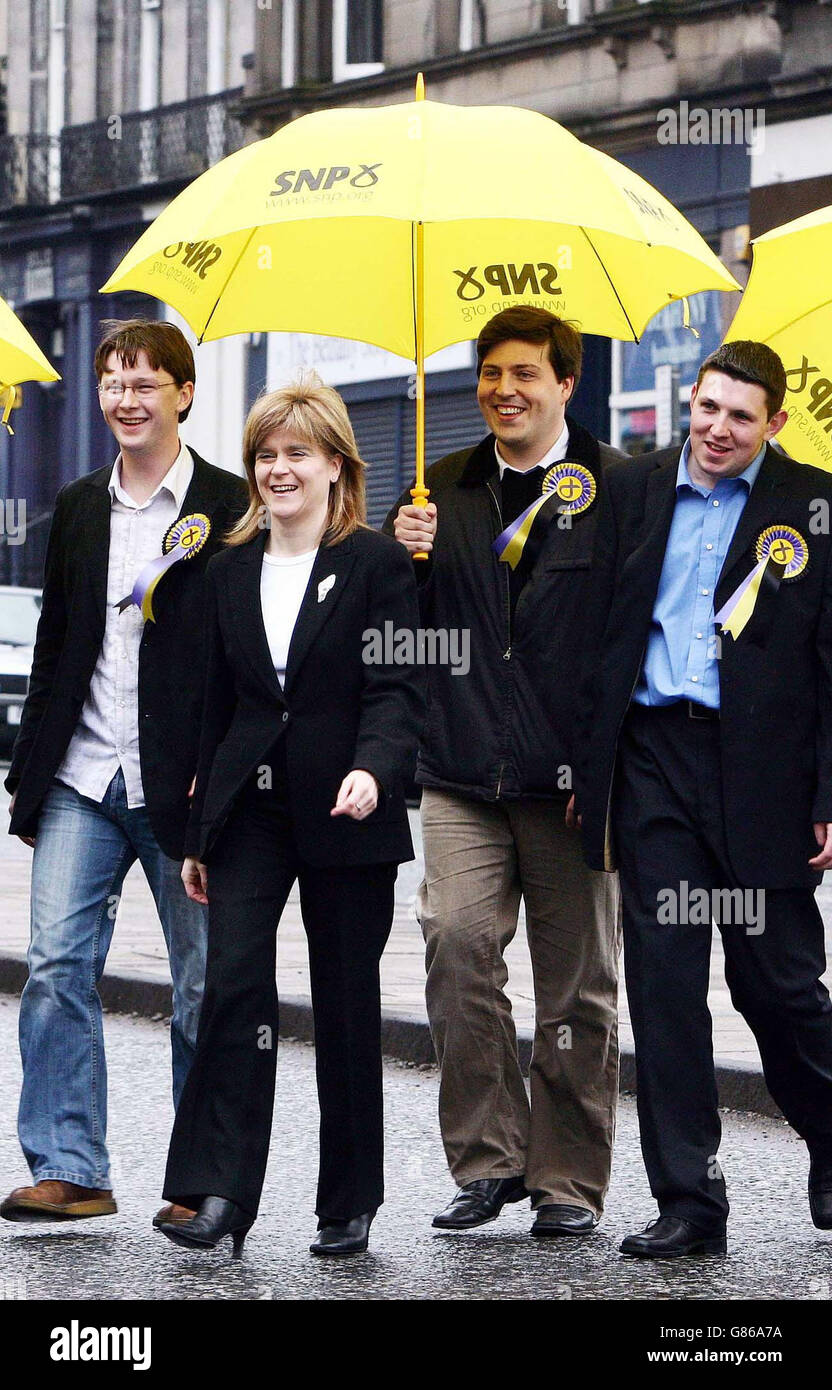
[
  {"x1": 115, "y1": 513, "x2": 211, "y2": 623},
  {"x1": 715, "y1": 525, "x2": 808, "y2": 640},
  {"x1": 492, "y1": 461, "x2": 597, "y2": 569}
]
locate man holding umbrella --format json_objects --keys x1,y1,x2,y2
[
  {"x1": 387, "y1": 306, "x2": 622, "y2": 1236},
  {"x1": 578, "y1": 339, "x2": 832, "y2": 1256}
]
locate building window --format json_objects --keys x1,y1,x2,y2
[
  {"x1": 281, "y1": 0, "x2": 298, "y2": 88},
  {"x1": 96, "y1": 0, "x2": 115, "y2": 118},
  {"x1": 459, "y1": 0, "x2": 487, "y2": 51},
  {"x1": 139, "y1": 0, "x2": 162, "y2": 111},
  {"x1": 206, "y1": 0, "x2": 228, "y2": 93},
  {"x1": 332, "y1": 0, "x2": 383, "y2": 82},
  {"x1": 608, "y1": 292, "x2": 724, "y2": 454},
  {"x1": 538, "y1": 0, "x2": 588, "y2": 23},
  {"x1": 187, "y1": 0, "x2": 208, "y2": 98}
]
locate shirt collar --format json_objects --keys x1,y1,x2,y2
[
  {"x1": 108, "y1": 442, "x2": 193, "y2": 510},
  {"x1": 495, "y1": 422, "x2": 569, "y2": 479},
  {"x1": 676, "y1": 438, "x2": 766, "y2": 497}
]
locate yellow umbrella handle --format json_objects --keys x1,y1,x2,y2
[
  {"x1": 411, "y1": 73, "x2": 430, "y2": 561},
  {"x1": 0, "y1": 384, "x2": 15, "y2": 436}
]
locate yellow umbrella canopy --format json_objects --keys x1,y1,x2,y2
[
  {"x1": 102, "y1": 92, "x2": 737, "y2": 353},
  {"x1": 725, "y1": 204, "x2": 832, "y2": 471},
  {"x1": 102, "y1": 84, "x2": 739, "y2": 511},
  {"x1": 0, "y1": 292, "x2": 60, "y2": 431}
]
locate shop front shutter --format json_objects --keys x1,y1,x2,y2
[
  {"x1": 348, "y1": 397, "x2": 402, "y2": 529},
  {"x1": 349, "y1": 385, "x2": 485, "y2": 529}
]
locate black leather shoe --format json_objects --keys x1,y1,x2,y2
[
  {"x1": 809, "y1": 1168, "x2": 832, "y2": 1229},
  {"x1": 432, "y1": 1177, "x2": 527, "y2": 1230},
  {"x1": 531, "y1": 1204, "x2": 599, "y2": 1237},
  {"x1": 309, "y1": 1212, "x2": 372, "y2": 1256},
  {"x1": 158, "y1": 1196, "x2": 253, "y2": 1258},
  {"x1": 620, "y1": 1215, "x2": 727, "y2": 1259}
]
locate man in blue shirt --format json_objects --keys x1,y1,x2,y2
[{"x1": 578, "y1": 341, "x2": 832, "y2": 1257}]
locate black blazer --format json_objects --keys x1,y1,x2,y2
[
  {"x1": 578, "y1": 444, "x2": 832, "y2": 889},
  {"x1": 6, "y1": 451, "x2": 248, "y2": 858},
  {"x1": 185, "y1": 526, "x2": 424, "y2": 868}
]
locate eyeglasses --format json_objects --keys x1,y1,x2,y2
[{"x1": 98, "y1": 379, "x2": 178, "y2": 399}]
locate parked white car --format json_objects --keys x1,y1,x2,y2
[{"x1": 0, "y1": 585, "x2": 41, "y2": 753}]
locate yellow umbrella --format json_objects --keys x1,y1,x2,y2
[
  {"x1": 0, "y1": 293, "x2": 61, "y2": 434},
  {"x1": 102, "y1": 78, "x2": 738, "y2": 513},
  {"x1": 725, "y1": 204, "x2": 832, "y2": 471}
]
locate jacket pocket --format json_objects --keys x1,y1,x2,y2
[{"x1": 541, "y1": 555, "x2": 592, "y2": 572}]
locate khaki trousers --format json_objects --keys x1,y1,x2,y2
[{"x1": 418, "y1": 788, "x2": 620, "y2": 1214}]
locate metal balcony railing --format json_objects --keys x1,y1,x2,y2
[
  {"x1": 0, "y1": 134, "x2": 58, "y2": 211},
  {"x1": 60, "y1": 89, "x2": 249, "y2": 201}
]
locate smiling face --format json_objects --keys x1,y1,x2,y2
[
  {"x1": 688, "y1": 370, "x2": 787, "y2": 488},
  {"x1": 98, "y1": 349, "x2": 192, "y2": 461},
  {"x1": 254, "y1": 427, "x2": 342, "y2": 536},
  {"x1": 476, "y1": 339, "x2": 574, "y2": 469}
]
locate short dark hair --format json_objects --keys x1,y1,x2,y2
[
  {"x1": 696, "y1": 341, "x2": 786, "y2": 418},
  {"x1": 95, "y1": 319, "x2": 196, "y2": 421},
  {"x1": 476, "y1": 306, "x2": 583, "y2": 392}
]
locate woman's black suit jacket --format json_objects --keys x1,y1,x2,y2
[{"x1": 185, "y1": 525, "x2": 425, "y2": 867}]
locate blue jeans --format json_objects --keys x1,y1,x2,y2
[{"x1": 18, "y1": 769, "x2": 207, "y2": 1189}]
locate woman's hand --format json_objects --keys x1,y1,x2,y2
[
  {"x1": 181, "y1": 856, "x2": 208, "y2": 904},
  {"x1": 331, "y1": 769, "x2": 380, "y2": 821}
]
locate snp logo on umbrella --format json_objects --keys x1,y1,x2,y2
[
  {"x1": 270, "y1": 164, "x2": 383, "y2": 199},
  {"x1": 161, "y1": 240, "x2": 223, "y2": 280}
]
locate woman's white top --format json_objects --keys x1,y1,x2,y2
[{"x1": 260, "y1": 547, "x2": 319, "y2": 688}]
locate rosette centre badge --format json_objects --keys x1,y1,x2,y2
[
  {"x1": 715, "y1": 523, "x2": 809, "y2": 640},
  {"x1": 754, "y1": 525, "x2": 808, "y2": 582},
  {"x1": 493, "y1": 461, "x2": 597, "y2": 569},
  {"x1": 542, "y1": 462, "x2": 596, "y2": 516}
]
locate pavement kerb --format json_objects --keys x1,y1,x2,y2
[{"x1": 0, "y1": 951, "x2": 783, "y2": 1121}]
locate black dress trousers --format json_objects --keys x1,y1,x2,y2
[
  {"x1": 163, "y1": 743, "x2": 396, "y2": 1220},
  {"x1": 613, "y1": 701, "x2": 832, "y2": 1229}
]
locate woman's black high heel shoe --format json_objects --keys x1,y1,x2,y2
[{"x1": 158, "y1": 1196, "x2": 253, "y2": 1257}]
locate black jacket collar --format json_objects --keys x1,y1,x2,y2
[
  {"x1": 457, "y1": 414, "x2": 602, "y2": 488},
  {"x1": 628, "y1": 442, "x2": 793, "y2": 612},
  {"x1": 83, "y1": 446, "x2": 221, "y2": 507}
]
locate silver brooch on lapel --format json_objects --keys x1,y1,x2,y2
[{"x1": 318, "y1": 574, "x2": 336, "y2": 603}]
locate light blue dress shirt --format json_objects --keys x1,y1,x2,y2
[{"x1": 633, "y1": 439, "x2": 766, "y2": 710}]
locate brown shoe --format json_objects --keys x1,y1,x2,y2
[
  {"x1": 152, "y1": 1203, "x2": 196, "y2": 1230},
  {"x1": 0, "y1": 1180, "x2": 117, "y2": 1222}
]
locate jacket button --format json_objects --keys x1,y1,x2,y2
[{"x1": 282, "y1": 711, "x2": 289, "y2": 723}]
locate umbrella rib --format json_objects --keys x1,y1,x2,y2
[
  {"x1": 579, "y1": 227, "x2": 639, "y2": 343},
  {"x1": 198, "y1": 225, "x2": 261, "y2": 344}
]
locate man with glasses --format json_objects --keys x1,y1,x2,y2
[{"x1": 2, "y1": 319, "x2": 247, "y2": 1225}]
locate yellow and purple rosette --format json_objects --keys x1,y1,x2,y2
[
  {"x1": 715, "y1": 524, "x2": 808, "y2": 641},
  {"x1": 116, "y1": 512, "x2": 211, "y2": 623},
  {"x1": 493, "y1": 461, "x2": 597, "y2": 569}
]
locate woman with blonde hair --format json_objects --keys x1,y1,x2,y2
[{"x1": 157, "y1": 373, "x2": 423, "y2": 1257}]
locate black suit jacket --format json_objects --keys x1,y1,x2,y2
[
  {"x1": 578, "y1": 444, "x2": 832, "y2": 889},
  {"x1": 185, "y1": 526, "x2": 424, "y2": 867},
  {"x1": 6, "y1": 450, "x2": 248, "y2": 858},
  {"x1": 383, "y1": 418, "x2": 626, "y2": 801}
]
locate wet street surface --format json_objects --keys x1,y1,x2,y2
[{"x1": 0, "y1": 994, "x2": 831, "y2": 1304}]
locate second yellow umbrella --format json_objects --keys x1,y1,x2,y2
[
  {"x1": 0, "y1": 293, "x2": 60, "y2": 433},
  {"x1": 725, "y1": 203, "x2": 832, "y2": 471}
]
